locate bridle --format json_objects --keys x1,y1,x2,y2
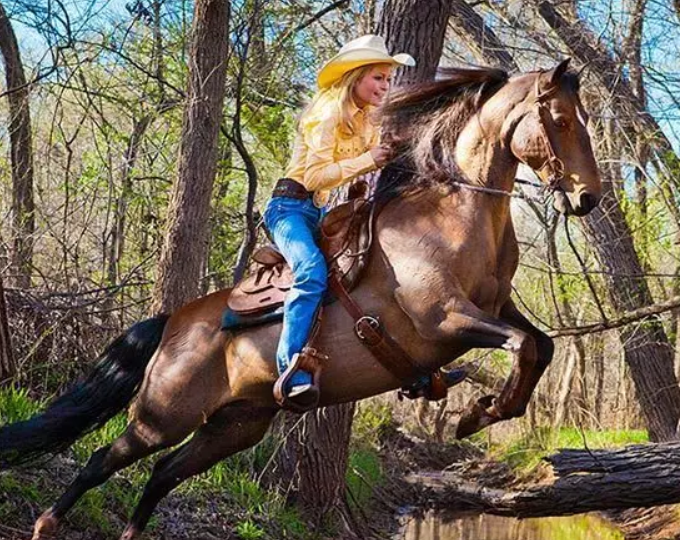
[{"x1": 533, "y1": 73, "x2": 567, "y2": 193}]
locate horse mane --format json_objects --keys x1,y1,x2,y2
[{"x1": 375, "y1": 66, "x2": 509, "y2": 204}]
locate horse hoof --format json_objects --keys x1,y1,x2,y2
[
  {"x1": 32, "y1": 510, "x2": 59, "y2": 540},
  {"x1": 455, "y1": 395, "x2": 502, "y2": 439}
]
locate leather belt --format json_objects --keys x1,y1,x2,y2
[{"x1": 272, "y1": 178, "x2": 314, "y2": 201}]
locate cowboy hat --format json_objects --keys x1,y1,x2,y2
[{"x1": 317, "y1": 34, "x2": 416, "y2": 89}]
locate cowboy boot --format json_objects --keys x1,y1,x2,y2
[{"x1": 273, "y1": 347, "x2": 326, "y2": 413}]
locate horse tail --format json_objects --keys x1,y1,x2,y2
[{"x1": 0, "y1": 314, "x2": 170, "y2": 469}]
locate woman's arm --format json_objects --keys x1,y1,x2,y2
[{"x1": 302, "y1": 115, "x2": 377, "y2": 192}]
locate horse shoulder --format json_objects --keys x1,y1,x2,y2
[{"x1": 377, "y1": 219, "x2": 465, "y2": 342}]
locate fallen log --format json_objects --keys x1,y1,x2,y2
[{"x1": 407, "y1": 442, "x2": 680, "y2": 518}]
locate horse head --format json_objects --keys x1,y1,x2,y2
[{"x1": 507, "y1": 59, "x2": 602, "y2": 216}]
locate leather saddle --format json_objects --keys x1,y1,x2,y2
[{"x1": 226, "y1": 191, "x2": 373, "y2": 318}]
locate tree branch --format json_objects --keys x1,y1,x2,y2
[{"x1": 546, "y1": 295, "x2": 680, "y2": 338}]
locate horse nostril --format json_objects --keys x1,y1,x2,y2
[{"x1": 579, "y1": 193, "x2": 599, "y2": 213}]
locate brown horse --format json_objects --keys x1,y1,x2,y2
[{"x1": 0, "y1": 60, "x2": 600, "y2": 540}]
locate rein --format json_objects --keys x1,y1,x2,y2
[{"x1": 379, "y1": 163, "x2": 555, "y2": 204}]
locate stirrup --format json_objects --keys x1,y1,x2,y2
[{"x1": 273, "y1": 347, "x2": 327, "y2": 413}]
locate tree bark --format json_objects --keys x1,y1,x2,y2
[
  {"x1": 0, "y1": 1, "x2": 34, "y2": 289},
  {"x1": 0, "y1": 271, "x2": 14, "y2": 384},
  {"x1": 409, "y1": 442, "x2": 680, "y2": 517},
  {"x1": 376, "y1": 0, "x2": 450, "y2": 84},
  {"x1": 279, "y1": 405, "x2": 356, "y2": 513},
  {"x1": 150, "y1": 0, "x2": 229, "y2": 313}
]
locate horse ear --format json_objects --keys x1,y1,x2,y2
[{"x1": 546, "y1": 58, "x2": 571, "y2": 86}]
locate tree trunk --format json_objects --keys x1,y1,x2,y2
[
  {"x1": 0, "y1": 1, "x2": 34, "y2": 289},
  {"x1": 592, "y1": 337, "x2": 605, "y2": 425},
  {"x1": 625, "y1": 0, "x2": 648, "y2": 229},
  {"x1": 552, "y1": 340, "x2": 577, "y2": 429},
  {"x1": 230, "y1": 0, "x2": 262, "y2": 284},
  {"x1": 107, "y1": 116, "x2": 151, "y2": 288},
  {"x1": 580, "y1": 175, "x2": 680, "y2": 441},
  {"x1": 150, "y1": 0, "x2": 229, "y2": 314},
  {"x1": 0, "y1": 271, "x2": 14, "y2": 384},
  {"x1": 376, "y1": 0, "x2": 450, "y2": 84},
  {"x1": 409, "y1": 442, "x2": 680, "y2": 517},
  {"x1": 271, "y1": 3, "x2": 452, "y2": 523},
  {"x1": 295, "y1": 405, "x2": 355, "y2": 512}
]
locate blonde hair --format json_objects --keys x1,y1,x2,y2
[{"x1": 300, "y1": 64, "x2": 381, "y2": 136}]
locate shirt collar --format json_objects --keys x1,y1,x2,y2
[{"x1": 349, "y1": 98, "x2": 366, "y2": 118}]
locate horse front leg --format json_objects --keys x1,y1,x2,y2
[
  {"x1": 497, "y1": 299, "x2": 555, "y2": 415},
  {"x1": 408, "y1": 300, "x2": 540, "y2": 439},
  {"x1": 453, "y1": 300, "x2": 553, "y2": 438}
]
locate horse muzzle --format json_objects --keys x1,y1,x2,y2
[{"x1": 553, "y1": 190, "x2": 600, "y2": 216}]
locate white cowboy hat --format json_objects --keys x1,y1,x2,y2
[{"x1": 317, "y1": 34, "x2": 416, "y2": 89}]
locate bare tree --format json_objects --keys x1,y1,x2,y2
[
  {"x1": 0, "y1": 0, "x2": 35, "y2": 288},
  {"x1": 151, "y1": 0, "x2": 230, "y2": 313},
  {"x1": 448, "y1": 0, "x2": 517, "y2": 70}
]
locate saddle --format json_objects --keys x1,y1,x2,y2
[{"x1": 227, "y1": 193, "x2": 373, "y2": 316}]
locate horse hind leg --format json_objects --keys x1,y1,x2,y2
[
  {"x1": 120, "y1": 403, "x2": 277, "y2": 540},
  {"x1": 31, "y1": 422, "x2": 174, "y2": 540}
]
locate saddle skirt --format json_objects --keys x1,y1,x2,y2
[{"x1": 226, "y1": 194, "x2": 373, "y2": 317}]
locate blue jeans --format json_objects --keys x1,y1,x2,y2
[{"x1": 264, "y1": 197, "x2": 327, "y2": 384}]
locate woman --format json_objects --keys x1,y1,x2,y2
[{"x1": 264, "y1": 35, "x2": 415, "y2": 410}]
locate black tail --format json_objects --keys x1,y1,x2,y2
[{"x1": 0, "y1": 314, "x2": 170, "y2": 469}]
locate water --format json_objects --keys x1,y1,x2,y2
[{"x1": 399, "y1": 512, "x2": 624, "y2": 540}]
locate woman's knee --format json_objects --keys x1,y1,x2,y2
[{"x1": 295, "y1": 251, "x2": 327, "y2": 290}]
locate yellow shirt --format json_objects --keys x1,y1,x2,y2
[{"x1": 284, "y1": 101, "x2": 380, "y2": 207}]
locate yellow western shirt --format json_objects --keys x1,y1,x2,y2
[{"x1": 284, "y1": 102, "x2": 379, "y2": 207}]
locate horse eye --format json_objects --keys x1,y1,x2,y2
[{"x1": 554, "y1": 117, "x2": 568, "y2": 129}]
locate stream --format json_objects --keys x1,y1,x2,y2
[{"x1": 398, "y1": 511, "x2": 624, "y2": 540}]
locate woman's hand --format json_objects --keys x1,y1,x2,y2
[{"x1": 370, "y1": 144, "x2": 394, "y2": 168}]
